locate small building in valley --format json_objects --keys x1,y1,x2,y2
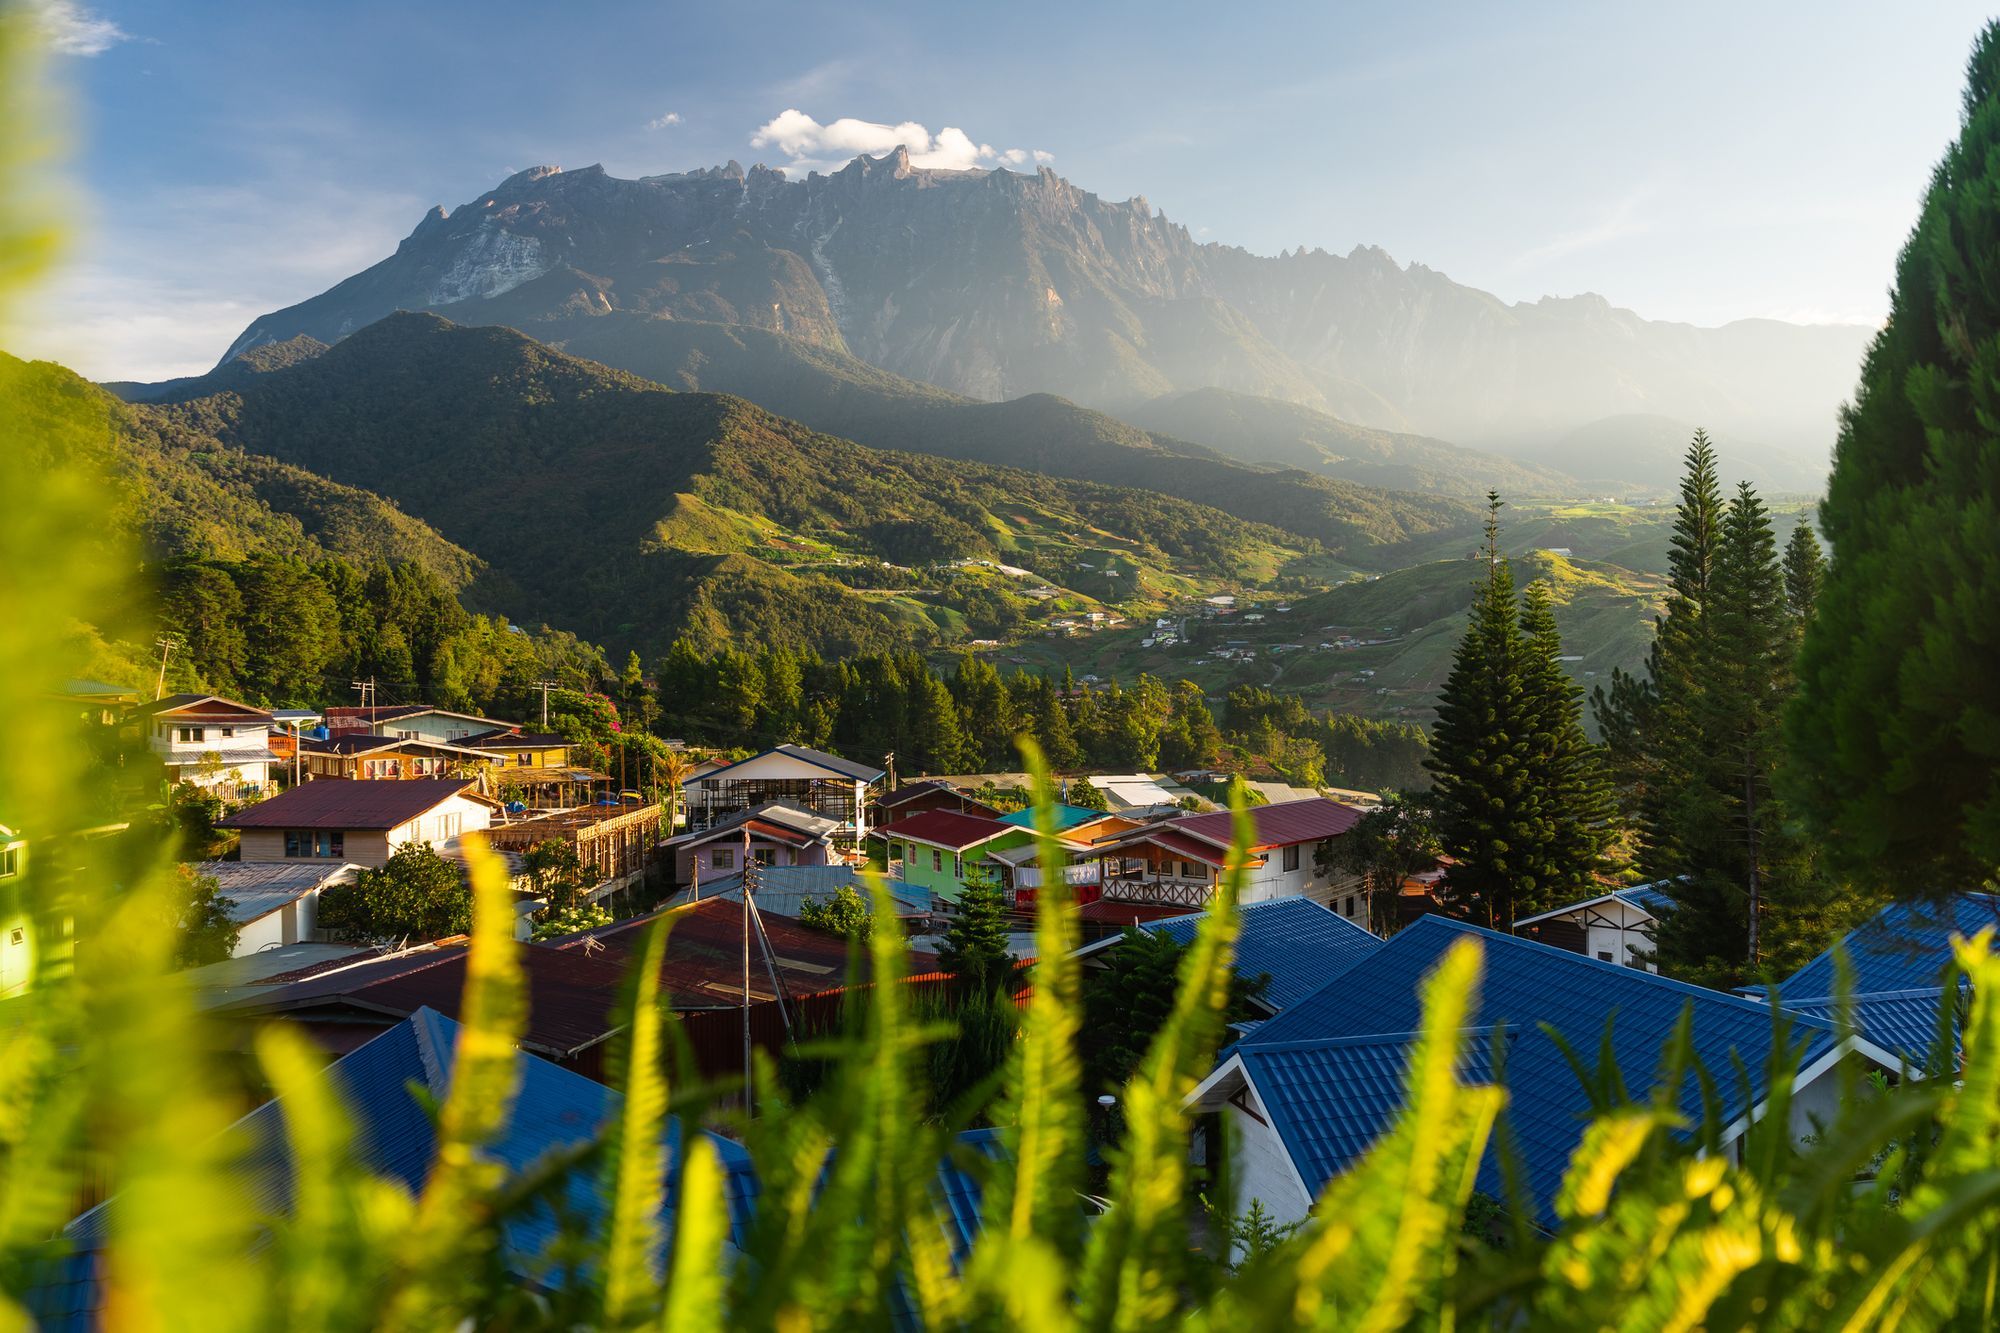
[
  {"x1": 1515, "y1": 883, "x2": 1675, "y2": 971},
  {"x1": 220, "y1": 778, "x2": 494, "y2": 869},
  {"x1": 190, "y1": 859, "x2": 360, "y2": 956},
  {"x1": 131, "y1": 693, "x2": 276, "y2": 796}
]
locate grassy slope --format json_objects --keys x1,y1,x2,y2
[
  {"x1": 7, "y1": 350, "x2": 479, "y2": 587},
  {"x1": 140, "y1": 313, "x2": 1316, "y2": 658},
  {"x1": 532, "y1": 311, "x2": 1482, "y2": 562}
]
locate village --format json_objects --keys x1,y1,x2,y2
[{"x1": 4, "y1": 678, "x2": 1976, "y2": 1278}]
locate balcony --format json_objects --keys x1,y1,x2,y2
[
  {"x1": 1099, "y1": 876, "x2": 1215, "y2": 908},
  {"x1": 1010, "y1": 861, "x2": 1102, "y2": 891}
]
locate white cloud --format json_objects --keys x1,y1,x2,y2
[
  {"x1": 646, "y1": 111, "x2": 682, "y2": 131},
  {"x1": 749, "y1": 109, "x2": 1049, "y2": 175},
  {"x1": 36, "y1": 1, "x2": 131, "y2": 56}
]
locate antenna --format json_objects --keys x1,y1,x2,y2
[{"x1": 153, "y1": 636, "x2": 178, "y2": 700}]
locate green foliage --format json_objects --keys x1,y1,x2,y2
[
  {"x1": 170, "y1": 866, "x2": 241, "y2": 968},
  {"x1": 1788, "y1": 19, "x2": 2000, "y2": 892},
  {"x1": 1064, "y1": 775, "x2": 1110, "y2": 812},
  {"x1": 529, "y1": 902, "x2": 611, "y2": 941},
  {"x1": 1225, "y1": 683, "x2": 1431, "y2": 791},
  {"x1": 1321, "y1": 789, "x2": 1441, "y2": 934},
  {"x1": 799, "y1": 884, "x2": 875, "y2": 943},
  {"x1": 1429, "y1": 495, "x2": 1607, "y2": 928},
  {"x1": 318, "y1": 843, "x2": 470, "y2": 943},
  {"x1": 1782, "y1": 519, "x2": 1825, "y2": 622},
  {"x1": 167, "y1": 780, "x2": 231, "y2": 859},
  {"x1": 937, "y1": 870, "x2": 1013, "y2": 994},
  {"x1": 1080, "y1": 925, "x2": 1266, "y2": 1096}
]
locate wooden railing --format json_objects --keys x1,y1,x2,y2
[{"x1": 1099, "y1": 877, "x2": 1214, "y2": 908}]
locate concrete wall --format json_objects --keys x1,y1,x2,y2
[
  {"x1": 233, "y1": 892, "x2": 320, "y2": 957},
  {"x1": 676, "y1": 838, "x2": 829, "y2": 885},
  {"x1": 1226, "y1": 1097, "x2": 1315, "y2": 1227},
  {"x1": 239, "y1": 828, "x2": 394, "y2": 868}
]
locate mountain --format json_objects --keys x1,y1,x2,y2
[
  {"x1": 1120, "y1": 387, "x2": 1576, "y2": 498},
  {"x1": 128, "y1": 312, "x2": 1339, "y2": 658},
  {"x1": 522, "y1": 311, "x2": 1477, "y2": 556},
  {"x1": 5, "y1": 350, "x2": 478, "y2": 586},
  {"x1": 217, "y1": 152, "x2": 1873, "y2": 451},
  {"x1": 1497, "y1": 414, "x2": 1832, "y2": 497}
]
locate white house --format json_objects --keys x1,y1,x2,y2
[
  {"x1": 220, "y1": 779, "x2": 495, "y2": 869},
  {"x1": 1088, "y1": 798, "x2": 1367, "y2": 912},
  {"x1": 1515, "y1": 883, "x2": 1676, "y2": 971},
  {"x1": 323, "y1": 704, "x2": 517, "y2": 744},
  {"x1": 1186, "y1": 917, "x2": 1895, "y2": 1230},
  {"x1": 190, "y1": 860, "x2": 360, "y2": 956},
  {"x1": 131, "y1": 693, "x2": 276, "y2": 796},
  {"x1": 680, "y1": 744, "x2": 885, "y2": 852}
]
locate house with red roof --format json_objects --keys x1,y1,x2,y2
[
  {"x1": 1086, "y1": 797, "x2": 1368, "y2": 916},
  {"x1": 219, "y1": 778, "x2": 497, "y2": 869},
  {"x1": 869, "y1": 809, "x2": 1034, "y2": 905}
]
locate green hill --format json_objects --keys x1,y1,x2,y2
[
  {"x1": 507, "y1": 311, "x2": 1482, "y2": 562},
  {"x1": 134, "y1": 313, "x2": 1320, "y2": 658},
  {"x1": 7, "y1": 350, "x2": 478, "y2": 587},
  {"x1": 1122, "y1": 387, "x2": 1579, "y2": 499}
]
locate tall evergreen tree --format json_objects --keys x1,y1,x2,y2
[
  {"x1": 1427, "y1": 495, "x2": 1535, "y2": 929},
  {"x1": 1517, "y1": 579, "x2": 1616, "y2": 896},
  {"x1": 1789, "y1": 23, "x2": 2000, "y2": 891},
  {"x1": 1781, "y1": 521, "x2": 1826, "y2": 624},
  {"x1": 937, "y1": 870, "x2": 1013, "y2": 995}
]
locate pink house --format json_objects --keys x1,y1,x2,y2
[{"x1": 664, "y1": 801, "x2": 843, "y2": 886}]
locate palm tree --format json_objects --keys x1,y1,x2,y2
[{"x1": 658, "y1": 750, "x2": 698, "y2": 834}]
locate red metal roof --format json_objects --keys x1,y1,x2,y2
[
  {"x1": 219, "y1": 778, "x2": 477, "y2": 830},
  {"x1": 1079, "y1": 900, "x2": 1200, "y2": 927},
  {"x1": 1166, "y1": 797, "x2": 1365, "y2": 851},
  {"x1": 876, "y1": 809, "x2": 1017, "y2": 851},
  {"x1": 1112, "y1": 827, "x2": 1264, "y2": 868}
]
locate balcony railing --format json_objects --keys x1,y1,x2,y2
[
  {"x1": 1011, "y1": 862, "x2": 1102, "y2": 890},
  {"x1": 1099, "y1": 877, "x2": 1214, "y2": 908}
]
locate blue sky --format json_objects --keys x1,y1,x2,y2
[{"x1": 19, "y1": 0, "x2": 1995, "y2": 379}]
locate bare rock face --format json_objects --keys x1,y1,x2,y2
[{"x1": 221, "y1": 154, "x2": 1870, "y2": 450}]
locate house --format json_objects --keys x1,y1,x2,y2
[
  {"x1": 297, "y1": 732, "x2": 484, "y2": 782},
  {"x1": 1088, "y1": 798, "x2": 1367, "y2": 912},
  {"x1": 663, "y1": 800, "x2": 843, "y2": 884},
  {"x1": 0, "y1": 824, "x2": 27, "y2": 1000},
  {"x1": 1087, "y1": 773, "x2": 1186, "y2": 811},
  {"x1": 1076, "y1": 895, "x2": 1383, "y2": 1014},
  {"x1": 1514, "y1": 882, "x2": 1676, "y2": 971},
  {"x1": 483, "y1": 798, "x2": 663, "y2": 896},
  {"x1": 872, "y1": 810, "x2": 1032, "y2": 905},
  {"x1": 189, "y1": 860, "x2": 360, "y2": 956},
  {"x1": 219, "y1": 779, "x2": 494, "y2": 869},
  {"x1": 322, "y1": 704, "x2": 517, "y2": 744},
  {"x1": 875, "y1": 779, "x2": 1006, "y2": 823},
  {"x1": 1772, "y1": 892, "x2": 2000, "y2": 1070},
  {"x1": 681, "y1": 743, "x2": 885, "y2": 851},
  {"x1": 28, "y1": 1008, "x2": 760, "y2": 1330},
  {"x1": 1187, "y1": 916, "x2": 1889, "y2": 1229},
  {"x1": 54, "y1": 678, "x2": 140, "y2": 726},
  {"x1": 457, "y1": 727, "x2": 574, "y2": 769},
  {"x1": 129, "y1": 693, "x2": 275, "y2": 796}
]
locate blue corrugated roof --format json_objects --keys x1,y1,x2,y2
[
  {"x1": 998, "y1": 803, "x2": 1104, "y2": 832},
  {"x1": 1143, "y1": 896, "x2": 1384, "y2": 1011},
  {"x1": 1614, "y1": 883, "x2": 1677, "y2": 917},
  {"x1": 1780, "y1": 893, "x2": 2000, "y2": 999},
  {"x1": 1234, "y1": 916, "x2": 1841, "y2": 1224},
  {"x1": 1783, "y1": 986, "x2": 1965, "y2": 1071},
  {"x1": 1239, "y1": 1030, "x2": 1499, "y2": 1199},
  {"x1": 35, "y1": 1009, "x2": 757, "y2": 1327}
]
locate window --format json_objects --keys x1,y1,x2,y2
[
  {"x1": 219, "y1": 726, "x2": 236, "y2": 739},
  {"x1": 517, "y1": 753, "x2": 533, "y2": 766},
  {"x1": 753, "y1": 848, "x2": 777, "y2": 867},
  {"x1": 784, "y1": 849, "x2": 798, "y2": 866},
  {"x1": 1178, "y1": 860, "x2": 1193, "y2": 880},
  {"x1": 1282, "y1": 844, "x2": 1301, "y2": 872},
  {"x1": 175, "y1": 725, "x2": 205, "y2": 744},
  {"x1": 7, "y1": 928, "x2": 22, "y2": 947},
  {"x1": 712, "y1": 848, "x2": 735, "y2": 870},
  {"x1": 931, "y1": 849, "x2": 943, "y2": 873},
  {"x1": 1344, "y1": 895, "x2": 1356, "y2": 918},
  {"x1": 1596, "y1": 950, "x2": 1615, "y2": 962},
  {"x1": 953, "y1": 854, "x2": 964, "y2": 879},
  {"x1": 0, "y1": 847, "x2": 18, "y2": 879},
  {"x1": 284, "y1": 830, "x2": 344, "y2": 859}
]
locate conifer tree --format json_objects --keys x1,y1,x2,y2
[
  {"x1": 1427, "y1": 494, "x2": 1535, "y2": 929},
  {"x1": 938, "y1": 869, "x2": 1012, "y2": 995},
  {"x1": 1781, "y1": 521, "x2": 1826, "y2": 624},
  {"x1": 1517, "y1": 578, "x2": 1616, "y2": 896},
  {"x1": 1789, "y1": 23, "x2": 2000, "y2": 890}
]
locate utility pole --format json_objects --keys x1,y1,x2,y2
[
  {"x1": 884, "y1": 749, "x2": 897, "y2": 794},
  {"x1": 153, "y1": 636, "x2": 177, "y2": 701},
  {"x1": 350, "y1": 677, "x2": 377, "y2": 712},
  {"x1": 534, "y1": 680, "x2": 558, "y2": 730}
]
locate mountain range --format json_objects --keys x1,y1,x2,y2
[{"x1": 214, "y1": 151, "x2": 1875, "y2": 457}]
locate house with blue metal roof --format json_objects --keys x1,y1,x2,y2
[
  {"x1": 1769, "y1": 892, "x2": 1999, "y2": 1071},
  {"x1": 1186, "y1": 916, "x2": 1884, "y2": 1229},
  {"x1": 1075, "y1": 895, "x2": 1385, "y2": 1014},
  {"x1": 27, "y1": 1008, "x2": 759, "y2": 1330},
  {"x1": 1513, "y1": 881, "x2": 1678, "y2": 971}
]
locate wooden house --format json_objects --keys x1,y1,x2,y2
[
  {"x1": 1087, "y1": 798, "x2": 1366, "y2": 911},
  {"x1": 663, "y1": 801, "x2": 842, "y2": 885},
  {"x1": 220, "y1": 779, "x2": 495, "y2": 869}
]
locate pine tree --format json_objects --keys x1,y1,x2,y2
[
  {"x1": 1516, "y1": 579, "x2": 1616, "y2": 900},
  {"x1": 1789, "y1": 22, "x2": 2000, "y2": 890},
  {"x1": 938, "y1": 869, "x2": 1012, "y2": 995},
  {"x1": 1426, "y1": 494, "x2": 1534, "y2": 929},
  {"x1": 1781, "y1": 521, "x2": 1826, "y2": 624}
]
